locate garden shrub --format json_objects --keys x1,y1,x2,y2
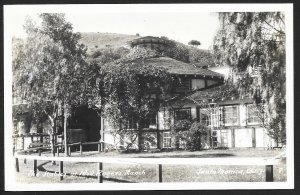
[{"x1": 172, "y1": 120, "x2": 208, "y2": 151}]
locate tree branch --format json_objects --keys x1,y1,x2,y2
[
  {"x1": 261, "y1": 18, "x2": 285, "y2": 35},
  {"x1": 44, "y1": 109, "x2": 54, "y2": 126}
]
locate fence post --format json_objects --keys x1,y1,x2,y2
[
  {"x1": 56, "y1": 146, "x2": 59, "y2": 157},
  {"x1": 22, "y1": 137, "x2": 25, "y2": 150},
  {"x1": 59, "y1": 161, "x2": 64, "y2": 181},
  {"x1": 266, "y1": 165, "x2": 274, "y2": 182},
  {"x1": 98, "y1": 143, "x2": 101, "y2": 152},
  {"x1": 158, "y1": 164, "x2": 162, "y2": 183},
  {"x1": 68, "y1": 146, "x2": 71, "y2": 156},
  {"x1": 98, "y1": 162, "x2": 103, "y2": 183},
  {"x1": 80, "y1": 143, "x2": 82, "y2": 156},
  {"x1": 33, "y1": 159, "x2": 37, "y2": 176},
  {"x1": 24, "y1": 151, "x2": 27, "y2": 164},
  {"x1": 15, "y1": 158, "x2": 19, "y2": 172},
  {"x1": 13, "y1": 137, "x2": 16, "y2": 155},
  {"x1": 52, "y1": 149, "x2": 56, "y2": 165}
]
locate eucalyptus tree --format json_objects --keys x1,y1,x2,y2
[
  {"x1": 213, "y1": 12, "x2": 286, "y2": 145},
  {"x1": 13, "y1": 14, "x2": 88, "y2": 155}
]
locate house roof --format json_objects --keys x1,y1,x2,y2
[
  {"x1": 144, "y1": 57, "x2": 224, "y2": 79},
  {"x1": 130, "y1": 36, "x2": 172, "y2": 47},
  {"x1": 187, "y1": 86, "x2": 254, "y2": 105}
]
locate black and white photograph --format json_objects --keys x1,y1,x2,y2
[{"x1": 3, "y1": 4, "x2": 294, "y2": 190}]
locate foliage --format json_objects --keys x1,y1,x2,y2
[
  {"x1": 173, "y1": 119, "x2": 191, "y2": 131},
  {"x1": 160, "y1": 36, "x2": 190, "y2": 63},
  {"x1": 13, "y1": 14, "x2": 89, "y2": 154},
  {"x1": 172, "y1": 120, "x2": 208, "y2": 151},
  {"x1": 188, "y1": 47, "x2": 215, "y2": 67},
  {"x1": 188, "y1": 40, "x2": 201, "y2": 47},
  {"x1": 13, "y1": 13, "x2": 89, "y2": 117},
  {"x1": 143, "y1": 132, "x2": 157, "y2": 150},
  {"x1": 90, "y1": 46, "x2": 130, "y2": 62},
  {"x1": 213, "y1": 12, "x2": 286, "y2": 145},
  {"x1": 87, "y1": 47, "x2": 173, "y2": 150},
  {"x1": 159, "y1": 36, "x2": 215, "y2": 67}
]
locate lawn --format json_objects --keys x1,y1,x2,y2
[{"x1": 15, "y1": 149, "x2": 286, "y2": 183}]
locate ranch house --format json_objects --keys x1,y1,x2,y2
[{"x1": 12, "y1": 36, "x2": 276, "y2": 151}]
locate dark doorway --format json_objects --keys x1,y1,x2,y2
[{"x1": 69, "y1": 106, "x2": 101, "y2": 151}]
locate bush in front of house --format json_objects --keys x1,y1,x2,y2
[
  {"x1": 188, "y1": 122, "x2": 208, "y2": 151},
  {"x1": 172, "y1": 120, "x2": 208, "y2": 151},
  {"x1": 143, "y1": 132, "x2": 157, "y2": 151}
]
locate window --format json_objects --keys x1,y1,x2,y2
[
  {"x1": 126, "y1": 117, "x2": 137, "y2": 130},
  {"x1": 174, "y1": 108, "x2": 191, "y2": 122},
  {"x1": 163, "y1": 132, "x2": 172, "y2": 148},
  {"x1": 211, "y1": 108, "x2": 219, "y2": 127},
  {"x1": 220, "y1": 130, "x2": 228, "y2": 147},
  {"x1": 247, "y1": 104, "x2": 260, "y2": 124},
  {"x1": 223, "y1": 105, "x2": 239, "y2": 126},
  {"x1": 175, "y1": 78, "x2": 191, "y2": 92},
  {"x1": 200, "y1": 109, "x2": 210, "y2": 126},
  {"x1": 211, "y1": 130, "x2": 218, "y2": 148},
  {"x1": 199, "y1": 104, "x2": 219, "y2": 128},
  {"x1": 141, "y1": 112, "x2": 157, "y2": 129}
]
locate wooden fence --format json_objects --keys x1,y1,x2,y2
[{"x1": 14, "y1": 149, "x2": 280, "y2": 183}]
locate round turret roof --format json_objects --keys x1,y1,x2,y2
[{"x1": 130, "y1": 36, "x2": 172, "y2": 47}]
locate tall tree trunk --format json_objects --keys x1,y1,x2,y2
[
  {"x1": 50, "y1": 125, "x2": 56, "y2": 164},
  {"x1": 44, "y1": 110, "x2": 56, "y2": 160},
  {"x1": 63, "y1": 103, "x2": 68, "y2": 156}
]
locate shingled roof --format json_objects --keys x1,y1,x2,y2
[
  {"x1": 144, "y1": 57, "x2": 224, "y2": 79},
  {"x1": 187, "y1": 85, "x2": 254, "y2": 105},
  {"x1": 131, "y1": 36, "x2": 171, "y2": 44}
]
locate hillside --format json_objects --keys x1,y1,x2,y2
[
  {"x1": 78, "y1": 32, "x2": 139, "y2": 54},
  {"x1": 78, "y1": 32, "x2": 216, "y2": 67}
]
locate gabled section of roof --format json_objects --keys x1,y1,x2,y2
[{"x1": 144, "y1": 57, "x2": 224, "y2": 79}]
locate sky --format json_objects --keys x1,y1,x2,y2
[
  {"x1": 66, "y1": 12, "x2": 220, "y2": 49},
  {"x1": 9, "y1": 11, "x2": 220, "y2": 50}
]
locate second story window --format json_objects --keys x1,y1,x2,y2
[
  {"x1": 175, "y1": 78, "x2": 191, "y2": 92},
  {"x1": 247, "y1": 104, "x2": 260, "y2": 125},
  {"x1": 174, "y1": 108, "x2": 191, "y2": 122},
  {"x1": 141, "y1": 112, "x2": 157, "y2": 129},
  {"x1": 126, "y1": 117, "x2": 137, "y2": 130},
  {"x1": 200, "y1": 103, "x2": 219, "y2": 128},
  {"x1": 200, "y1": 108, "x2": 210, "y2": 126},
  {"x1": 223, "y1": 105, "x2": 239, "y2": 126},
  {"x1": 211, "y1": 106, "x2": 219, "y2": 127}
]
